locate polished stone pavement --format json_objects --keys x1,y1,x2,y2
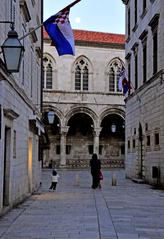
[{"x1": 0, "y1": 169, "x2": 164, "y2": 239}]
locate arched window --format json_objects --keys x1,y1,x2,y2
[
  {"x1": 108, "y1": 59, "x2": 122, "y2": 93},
  {"x1": 75, "y1": 58, "x2": 89, "y2": 91},
  {"x1": 109, "y1": 67, "x2": 115, "y2": 92},
  {"x1": 43, "y1": 55, "x2": 55, "y2": 89},
  {"x1": 46, "y1": 63, "x2": 53, "y2": 89},
  {"x1": 83, "y1": 66, "x2": 89, "y2": 90}
]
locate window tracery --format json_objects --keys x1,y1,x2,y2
[
  {"x1": 43, "y1": 55, "x2": 55, "y2": 89},
  {"x1": 108, "y1": 59, "x2": 123, "y2": 93},
  {"x1": 74, "y1": 58, "x2": 89, "y2": 91}
]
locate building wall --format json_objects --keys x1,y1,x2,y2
[
  {"x1": 0, "y1": 0, "x2": 42, "y2": 214},
  {"x1": 43, "y1": 39, "x2": 126, "y2": 168},
  {"x1": 124, "y1": 0, "x2": 164, "y2": 185}
]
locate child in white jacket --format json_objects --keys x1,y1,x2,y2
[{"x1": 49, "y1": 170, "x2": 59, "y2": 191}]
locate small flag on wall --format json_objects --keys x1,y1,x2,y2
[
  {"x1": 118, "y1": 66, "x2": 131, "y2": 95},
  {"x1": 43, "y1": 0, "x2": 81, "y2": 56}
]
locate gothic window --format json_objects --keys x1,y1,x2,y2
[
  {"x1": 46, "y1": 64, "x2": 53, "y2": 89},
  {"x1": 109, "y1": 68, "x2": 115, "y2": 92},
  {"x1": 75, "y1": 58, "x2": 89, "y2": 91},
  {"x1": 108, "y1": 59, "x2": 122, "y2": 93},
  {"x1": 43, "y1": 55, "x2": 55, "y2": 89},
  {"x1": 83, "y1": 66, "x2": 88, "y2": 90},
  {"x1": 75, "y1": 65, "x2": 81, "y2": 90}
]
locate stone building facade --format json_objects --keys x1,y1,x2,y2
[
  {"x1": 0, "y1": 0, "x2": 43, "y2": 215},
  {"x1": 43, "y1": 29, "x2": 126, "y2": 169},
  {"x1": 122, "y1": 0, "x2": 164, "y2": 185}
]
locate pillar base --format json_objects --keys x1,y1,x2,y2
[{"x1": 59, "y1": 164, "x2": 67, "y2": 169}]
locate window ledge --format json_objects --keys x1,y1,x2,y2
[
  {"x1": 140, "y1": 9, "x2": 147, "y2": 19},
  {"x1": 29, "y1": 28, "x2": 38, "y2": 43},
  {"x1": 126, "y1": 36, "x2": 130, "y2": 43},
  {"x1": 132, "y1": 23, "x2": 138, "y2": 32},
  {"x1": 4, "y1": 108, "x2": 19, "y2": 120}
]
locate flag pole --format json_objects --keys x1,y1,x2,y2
[
  {"x1": 119, "y1": 61, "x2": 141, "y2": 101},
  {"x1": 18, "y1": 0, "x2": 81, "y2": 41},
  {"x1": 60, "y1": 0, "x2": 81, "y2": 12},
  {"x1": 19, "y1": 25, "x2": 42, "y2": 41}
]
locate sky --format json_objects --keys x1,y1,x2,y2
[{"x1": 43, "y1": 0, "x2": 125, "y2": 34}]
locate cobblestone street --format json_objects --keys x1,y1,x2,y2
[{"x1": 0, "y1": 169, "x2": 164, "y2": 239}]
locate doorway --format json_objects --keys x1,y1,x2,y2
[
  {"x1": 3, "y1": 126, "x2": 11, "y2": 207},
  {"x1": 138, "y1": 123, "x2": 144, "y2": 178}
]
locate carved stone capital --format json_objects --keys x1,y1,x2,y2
[
  {"x1": 60, "y1": 126, "x2": 69, "y2": 135},
  {"x1": 93, "y1": 127, "x2": 102, "y2": 137}
]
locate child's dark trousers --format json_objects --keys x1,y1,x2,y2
[{"x1": 49, "y1": 182, "x2": 57, "y2": 190}]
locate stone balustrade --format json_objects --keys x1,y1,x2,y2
[{"x1": 66, "y1": 159, "x2": 124, "y2": 169}]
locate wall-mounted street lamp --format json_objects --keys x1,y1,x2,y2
[
  {"x1": 0, "y1": 21, "x2": 24, "y2": 72},
  {"x1": 111, "y1": 123, "x2": 116, "y2": 133},
  {"x1": 47, "y1": 111, "x2": 55, "y2": 124}
]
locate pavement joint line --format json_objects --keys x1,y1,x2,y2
[
  {"x1": 0, "y1": 207, "x2": 27, "y2": 239},
  {"x1": 93, "y1": 190, "x2": 101, "y2": 239},
  {"x1": 100, "y1": 189, "x2": 119, "y2": 239}
]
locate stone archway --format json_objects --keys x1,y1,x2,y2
[
  {"x1": 99, "y1": 111, "x2": 125, "y2": 168},
  {"x1": 66, "y1": 112, "x2": 94, "y2": 168},
  {"x1": 65, "y1": 106, "x2": 98, "y2": 127}
]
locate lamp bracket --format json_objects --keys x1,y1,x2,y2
[{"x1": 0, "y1": 21, "x2": 14, "y2": 30}]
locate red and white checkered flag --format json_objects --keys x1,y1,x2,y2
[{"x1": 55, "y1": 10, "x2": 70, "y2": 24}]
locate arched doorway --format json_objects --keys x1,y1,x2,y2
[
  {"x1": 100, "y1": 113, "x2": 125, "y2": 167},
  {"x1": 67, "y1": 112, "x2": 94, "y2": 167}
]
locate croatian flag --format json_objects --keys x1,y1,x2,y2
[
  {"x1": 118, "y1": 66, "x2": 130, "y2": 95},
  {"x1": 43, "y1": 7, "x2": 75, "y2": 56}
]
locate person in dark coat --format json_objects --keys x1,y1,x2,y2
[{"x1": 90, "y1": 153, "x2": 101, "y2": 189}]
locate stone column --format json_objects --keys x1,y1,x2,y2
[
  {"x1": 60, "y1": 126, "x2": 69, "y2": 166},
  {"x1": 93, "y1": 127, "x2": 102, "y2": 156}
]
